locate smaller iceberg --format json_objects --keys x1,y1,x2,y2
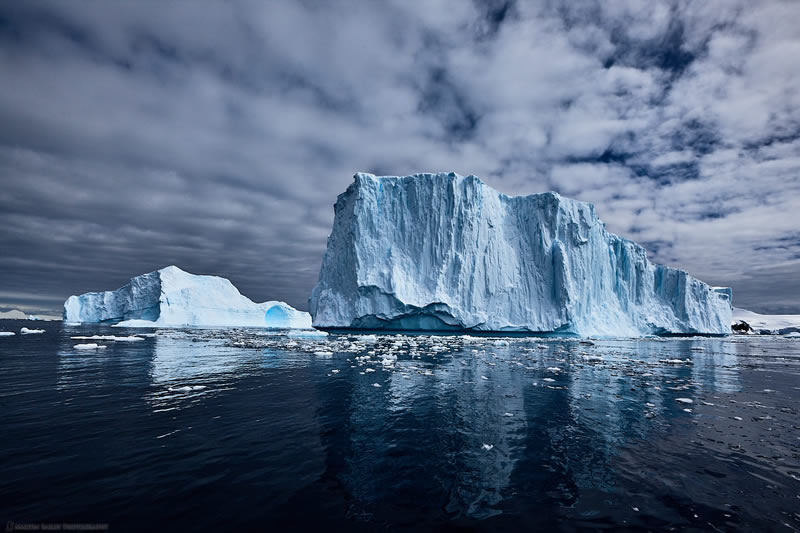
[{"x1": 64, "y1": 265, "x2": 313, "y2": 329}]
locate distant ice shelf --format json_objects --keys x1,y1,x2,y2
[
  {"x1": 0, "y1": 309, "x2": 60, "y2": 321},
  {"x1": 732, "y1": 307, "x2": 800, "y2": 335},
  {"x1": 64, "y1": 266, "x2": 313, "y2": 329},
  {"x1": 310, "y1": 172, "x2": 733, "y2": 337}
]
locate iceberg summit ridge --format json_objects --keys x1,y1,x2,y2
[
  {"x1": 310, "y1": 172, "x2": 732, "y2": 336},
  {"x1": 64, "y1": 265, "x2": 312, "y2": 329}
]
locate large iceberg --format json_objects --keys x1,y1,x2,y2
[
  {"x1": 64, "y1": 266, "x2": 312, "y2": 329},
  {"x1": 310, "y1": 173, "x2": 732, "y2": 337}
]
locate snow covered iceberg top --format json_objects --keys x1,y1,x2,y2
[
  {"x1": 64, "y1": 265, "x2": 312, "y2": 329},
  {"x1": 310, "y1": 172, "x2": 732, "y2": 336}
]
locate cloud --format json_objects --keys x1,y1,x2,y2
[{"x1": 0, "y1": 0, "x2": 798, "y2": 314}]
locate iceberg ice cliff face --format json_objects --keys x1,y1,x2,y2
[
  {"x1": 64, "y1": 266, "x2": 312, "y2": 329},
  {"x1": 310, "y1": 173, "x2": 732, "y2": 336}
]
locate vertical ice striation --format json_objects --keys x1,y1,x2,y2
[{"x1": 309, "y1": 173, "x2": 732, "y2": 336}]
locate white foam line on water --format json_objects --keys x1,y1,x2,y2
[{"x1": 156, "y1": 429, "x2": 180, "y2": 439}]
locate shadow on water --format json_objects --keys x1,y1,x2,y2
[{"x1": 0, "y1": 321, "x2": 798, "y2": 531}]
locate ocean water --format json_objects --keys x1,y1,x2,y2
[{"x1": 1, "y1": 320, "x2": 799, "y2": 532}]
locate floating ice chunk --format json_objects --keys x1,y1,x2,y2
[
  {"x1": 73, "y1": 343, "x2": 106, "y2": 349},
  {"x1": 71, "y1": 335, "x2": 143, "y2": 341},
  {"x1": 314, "y1": 351, "x2": 334, "y2": 356},
  {"x1": 331, "y1": 369, "x2": 340, "y2": 374},
  {"x1": 20, "y1": 328, "x2": 45, "y2": 334},
  {"x1": 480, "y1": 375, "x2": 489, "y2": 380},
  {"x1": 168, "y1": 385, "x2": 206, "y2": 392},
  {"x1": 543, "y1": 378, "x2": 556, "y2": 382},
  {"x1": 0, "y1": 331, "x2": 16, "y2": 336},
  {"x1": 675, "y1": 398, "x2": 693, "y2": 404},
  {"x1": 288, "y1": 329, "x2": 328, "y2": 338},
  {"x1": 503, "y1": 412, "x2": 513, "y2": 417},
  {"x1": 372, "y1": 383, "x2": 382, "y2": 388},
  {"x1": 660, "y1": 359, "x2": 693, "y2": 364},
  {"x1": 481, "y1": 444, "x2": 494, "y2": 451}
]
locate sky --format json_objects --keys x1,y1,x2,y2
[{"x1": 1, "y1": 0, "x2": 799, "y2": 316}]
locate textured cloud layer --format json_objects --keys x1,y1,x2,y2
[{"x1": 0, "y1": 1, "x2": 798, "y2": 314}]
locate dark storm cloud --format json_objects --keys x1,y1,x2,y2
[{"x1": 0, "y1": 0, "x2": 799, "y2": 315}]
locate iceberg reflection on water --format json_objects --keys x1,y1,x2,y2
[{"x1": 10, "y1": 323, "x2": 794, "y2": 530}]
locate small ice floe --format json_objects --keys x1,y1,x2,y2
[
  {"x1": 20, "y1": 327, "x2": 45, "y2": 334},
  {"x1": 314, "y1": 351, "x2": 334, "y2": 356},
  {"x1": 546, "y1": 367, "x2": 562, "y2": 373},
  {"x1": 675, "y1": 398, "x2": 693, "y2": 404},
  {"x1": 330, "y1": 369, "x2": 340, "y2": 374},
  {"x1": 70, "y1": 335, "x2": 143, "y2": 341},
  {"x1": 784, "y1": 332, "x2": 800, "y2": 338},
  {"x1": 582, "y1": 354, "x2": 602, "y2": 362},
  {"x1": 701, "y1": 401, "x2": 715, "y2": 406},
  {"x1": 481, "y1": 444, "x2": 494, "y2": 451},
  {"x1": 660, "y1": 359, "x2": 693, "y2": 365},
  {"x1": 732, "y1": 416, "x2": 743, "y2": 421},
  {"x1": 493, "y1": 340, "x2": 509, "y2": 347},
  {"x1": 358, "y1": 334, "x2": 378, "y2": 343},
  {"x1": 543, "y1": 378, "x2": 555, "y2": 383},
  {"x1": 288, "y1": 329, "x2": 328, "y2": 338},
  {"x1": 0, "y1": 331, "x2": 16, "y2": 336},
  {"x1": 646, "y1": 402, "x2": 656, "y2": 408},
  {"x1": 683, "y1": 408, "x2": 692, "y2": 413},
  {"x1": 372, "y1": 383, "x2": 382, "y2": 388},
  {"x1": 503, "y1": 412, "x2": 514, "y2": 417},
  {"x1": 73, "y1": 343, "x2": 106, "y2": 350},
  {"x1": 365, "y1": 368, "x2": 376, "y2": 373},
  {"x1": 480, "y1": 375, "x2": 489, "y2": 380},
  {"x1": 168, "y1": 385, "x2": 206, "y2": 392}
]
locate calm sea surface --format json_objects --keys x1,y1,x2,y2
[{"x1": 1, "y1": 319, "x2": 799, "y2": 531}]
